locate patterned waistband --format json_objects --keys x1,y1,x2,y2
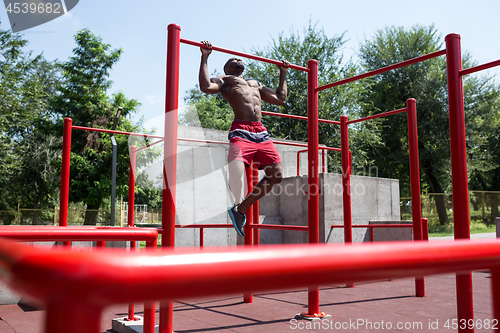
[{"x1": 228, "y1": 120, "x2": 271, "y2": 143}]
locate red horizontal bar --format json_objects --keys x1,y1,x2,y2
[
  {"x1": 0, "y1": 226, "x2": 158, "y2": 242},
  {"x1": 180, "y1": 38, "x2": 309, "y2": 72},
  {"x1": 331, "y1": 224, "x2": 413, "y2": 229},
  {"x1": 72, "y1": 126, "x2": 163, "y2": 139},
  {"x1": 460, "y1": 59, "x2": 500, "y2": 76},
  {"x1": 135, "y1": 139, "x2": 164, "y2": 152},
  {"x1": 317, "y1": 49, "x2": 446, "y2": 91},
  {"x1": 261, "y1": 111, "x2": 341, "y2": 125},
  {"x1": 2, "y1": 239, "x2": 500, "y2": 308},
  {"x1": 347, "y1": 108, "x2": 407, "y2": 124},
  {"x1": 178, "y1": 137, "x2": 229, "y2": 145},
  {"x1": 175, "y1": 224, "x2": 233, "y2": 229},
  {"x1": 248, "y1": 224, "x2": 308, "y2": 231}
]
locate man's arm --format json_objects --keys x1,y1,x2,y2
[
  {"x1": 199, "y1": 41, "x2": 223, "y2": 94},
  {"x1": 260, "y1": 60, "x2": 289, "y2": 106}
]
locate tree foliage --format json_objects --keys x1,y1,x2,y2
[
  {"x1": 0, "y1": 20, "x2": 60, "y2": 216},
  {"x1": 50, "y1": 29, "x2": 142, "y2": 224},
  {"x1": 357, "y1": 25, "x2": 500, "y2": 224}
]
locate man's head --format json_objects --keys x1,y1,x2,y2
[{"x1": 224, "y1": 58, "x2": 245, "y2": 75}]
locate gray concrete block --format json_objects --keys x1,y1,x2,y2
[
  {"x1": 0, "y1": 281, "x2": 21, "y2": 305},
  {"x1": 370, "y1": 221, "x2": 413, "y2": 241},
  {"x1": 112, "y1": 316, "x2": 155, "y2": 333},
  {"x1": 259, "y1": 216, "x2": 284, "y2": 244}
]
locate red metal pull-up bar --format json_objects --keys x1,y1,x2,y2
[
  {"x1": 317, "y1": 49, "x2": 446, "y2": 92},
  {"x1": 180, "y1": 38, "x2": 309, "y2": 72}
]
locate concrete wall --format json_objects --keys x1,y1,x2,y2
[{"x1": 259, "y1": 173, "x2": 402, "y2": 244}]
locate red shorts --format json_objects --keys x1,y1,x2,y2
[{"x1": 227, "y1": 121, "x2": 281, "y2": 169}]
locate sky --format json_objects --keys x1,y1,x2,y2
[{"x1": 1, "y1": 0, "x2": 499, "y2": 131}]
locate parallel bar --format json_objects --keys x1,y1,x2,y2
[
  {"x1": 317, "y1": 49, "x2": 446, "y2": 91},
  {"x1": 331, "y1": 224, "x2": 413, "y2": 228},
  {"x1": 347, "y1": 108, "x2": 407, "y2": 124},
  {"x1": 180, "y1": 38, "x2": 309, "y2": 72},
  {"x1": 135, "y1": 139, "x2": 164, "y2": 153},
  {"x1": 3, "y1": 239, "x2": 500, "y2": 308},
  {"x1": 0, "y1": 226, "x2": 159, "y2": 242},
  {"x1": 261, "y1": 111, "x2": 341, "y2": 125},
  {"x1": 460, "y1": 59, "x2": 500, "y2": 76},
  {"x1": 176, "y1": 224, "x2": 232, "y2": 229},
  {"x1": 72, "y1": 125, "x2": 163, "y2": 139},
  {"x1": 248, "y1": 224, "x2": 308, "y2": 231}
]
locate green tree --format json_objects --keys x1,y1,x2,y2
[
  {"x1": 357, "y1": 24, "x2": 500, "y2": 225},
  {"x1": 50, "y1": 29, "x2": 141, "y2": 225},
  {"x1": 0, "y1": 20, "x2": 60, "y2": 220}
]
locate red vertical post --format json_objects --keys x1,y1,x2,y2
[
  {"x1": 59, "y1": 118, "x2": 72, "y2": 227},
  {"x1": 128, "y1": 146, "x2": 137, "y2": 227},
  {"x1": 321, "y1": 148, "x2": 326, "y2": 173},
  {"x1": 252, "y1": 164, "x2": 260, "y2": 245},
  {"x1": 127, "y1": 145, "x2": 137, "y2": 321},
  {"x1": 422, "y1": 218, "x2": 429, "y2": 241},
  {"x1": 199, "y1": 228, "x2": 204, "y2": 248},
  {"x1": 244, "y1": 164, "x2": 254, "y2": 303},
  {"x1": 446, "y1": 33, "x2": 474, "y2": 331},
  {"x1": 340, "y1": 115, "x2": 354, "y2": 289},
  {"x1": 340, "y1": 116, "x2": 352, "y2": 246},
  {"x1": 144, "y1": 240, "x2": 158, "y2": 333},
  {"x1": 160, "y1": 23, "x2": 181, "y2": 333},
  {"x1": 45, "y1": 299, "x2": 102, "y2": 333},
  {"x1": 407, "y1": 98, "x2": 425, "y2": 297},
  {"x1": 307, "y1": 59, "x2": 321, "y2": 316}
]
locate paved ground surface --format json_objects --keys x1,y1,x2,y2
[
  {"x1": 0, "y1": 271, "x2": 496, "y2": 332},
  {"x1": 0, "y1": 233, "x2": 496, "y2": 332}
]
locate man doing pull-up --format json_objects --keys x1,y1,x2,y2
[{"x1": 198, "y1": 40, "x2": 289, "y2": 237}]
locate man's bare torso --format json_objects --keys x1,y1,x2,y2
[{"x1": 219, "y1": 75, "x2": 263, "y2": 122}]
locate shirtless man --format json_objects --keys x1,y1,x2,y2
[{"x1": 199, "y1": 40, "x2": 289, "y2": 237}]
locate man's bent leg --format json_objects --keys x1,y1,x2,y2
[
  {"x1": 228, "y1": 159, "x2": 246, "y2": 205},
  {"x1": 238, "y1": 162, "x2": 283, "y2": 214}
]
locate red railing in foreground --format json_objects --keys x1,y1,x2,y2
[
  {"x1": 1, "y1": 238, "x2": 500, "y2": 333},
  {"x1": 0, "y1": 226, "x2": 158, "y2": 333}
]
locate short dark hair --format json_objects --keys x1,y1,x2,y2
[{"x1": 224, "y1": 58, "x2": 245, "y2": 74}]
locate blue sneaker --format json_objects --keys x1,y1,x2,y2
[{"x1": 228, "y1": 205, "x2": 246, "y2": 237}]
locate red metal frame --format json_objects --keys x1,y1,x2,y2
[
  {"x1": 180, "y1": 39, "x2": 309, "y2": 72},
  {"x1": 330, "y1": 220, "x2": 429, "y2": 243},
  {"x1": 1, "y1": 238, "x2": 500, "y2": 333},
  {"x1": 0, "y1": 226, "x2": 158, "y2": 333},
  {"x1": 317, "y1": 49, "x2": 446, "y2": 91},
  {"x1": 59, "y1": 118, "x2": 72, "y2": 228},
  {"x1": 446, "y1": 33, "x2": 474, "y2": 331},
  {"x1": 51, "y1": 25, "x2": 500, "y2": 332}
]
